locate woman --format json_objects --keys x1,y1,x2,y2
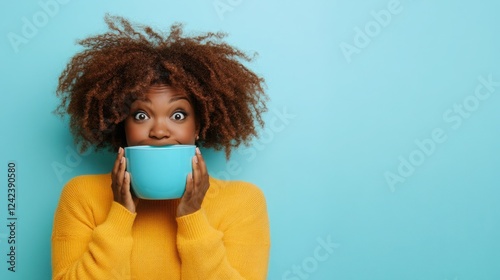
[{"x1": 52, "y1": 15, "x2": 270, "y2": 279}]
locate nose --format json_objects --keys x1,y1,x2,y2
[{"x1": 149, "y1": 119, "x2": 170, "y2": 140}]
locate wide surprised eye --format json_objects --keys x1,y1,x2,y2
[
  {"x1": 171, "y1": 111, "x2": 186, "y2": 121},
  {"x1": 133, "y1": 111, "x2": 149, "y2": 121}
]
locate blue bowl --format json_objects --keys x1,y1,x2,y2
[{"x1": 124, "y1": 145, "x2": 195, "y2": 200}]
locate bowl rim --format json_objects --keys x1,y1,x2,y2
[{"x1": 124, "y1": 144, "x2": 195, "y2": 150}]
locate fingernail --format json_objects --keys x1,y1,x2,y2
[
  {"x1": 121, "y1": 157, "x2": 125, "y2": 164},
  {"x1": 196, "y1": 147, "x2": 201, "y2": 155},
  {"x1": 119, "y1": 147, "x2": 123, "y2": 154},
  {"x1": 193, "y1": 155, "x2": 198, "y2": 164}
]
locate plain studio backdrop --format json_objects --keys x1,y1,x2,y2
[{"x1": 1, "y1": 0, "x2": 500, "y2": 279}]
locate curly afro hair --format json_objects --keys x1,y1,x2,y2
[{"x1": 55, "y1": 15, "x2": 268, "y2": 158}]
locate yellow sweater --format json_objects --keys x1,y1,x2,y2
[{"x1": 51, "y1": 174, "x2": 270, "y2": 279}]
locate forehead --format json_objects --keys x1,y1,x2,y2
[
  {"x1": 134, "y1": 85, "x2": 190, "y2": 104},
  {"x1": 148, "y1": 84, "x2": 186, "y2": 97}
]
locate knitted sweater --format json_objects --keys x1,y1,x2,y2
[{"x1": 51, "y1": 174, "x2": 270, "y2": 279}]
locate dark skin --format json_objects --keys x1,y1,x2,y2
[{"x1": 111, "y1": 85, "x2": 210, "y2": 217}]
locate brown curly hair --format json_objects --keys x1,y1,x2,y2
[{"x1": 55, "y1": 15, "x2": 268, "y2": 158}]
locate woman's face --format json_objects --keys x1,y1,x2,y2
[{"x1": 124, "y1": 85, "x2": 198, "y2": 147}]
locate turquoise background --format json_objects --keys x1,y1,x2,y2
[{"x1": 1, "y1": 0, "x2": 499, "y2": 279}]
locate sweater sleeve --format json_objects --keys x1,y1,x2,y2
[
  {"x1": 175, "y1": 182, "x2": 271, "y2": 280},
  {"x1": 51, "y1": 176, "x2": 137, "y2": 280}
]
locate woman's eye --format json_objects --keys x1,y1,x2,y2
[
  {"x1": 133, "y1": 112, "x2": 149, "y2": 121},
  {"x1": 171, "y1": 112, "x2": 186, "y2": 121}
]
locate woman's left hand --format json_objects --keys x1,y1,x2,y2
[{"x1": 177, "y1": 147, "x2": 210, "y2": 217}]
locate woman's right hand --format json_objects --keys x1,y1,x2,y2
[{"x1": 111, "y1": 147, "x2": 136, "y2": 213}]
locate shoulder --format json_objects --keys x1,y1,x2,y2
[
  {"x1": 59, "y1": 173, "x2": 112, "y2": 202},
  {"x1": 205, "y1": 177, "x2": 268, "y2": 219},
  {"x1": 207, "y1": 177, "x2": 267, "y2": 204},
  {"x1": 205, "y1": 177, "x2": 270, "y2": 231},
  {"x1": 54, "y1": 174, "x2": 114, "y2": 234}
]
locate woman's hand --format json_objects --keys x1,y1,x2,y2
[
  {"x1": 111, "y1": 147, "x2": 136, "y2": 213},
  {"x1": 177, "y1": 147, "x2": 210, "y2": 217}
]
